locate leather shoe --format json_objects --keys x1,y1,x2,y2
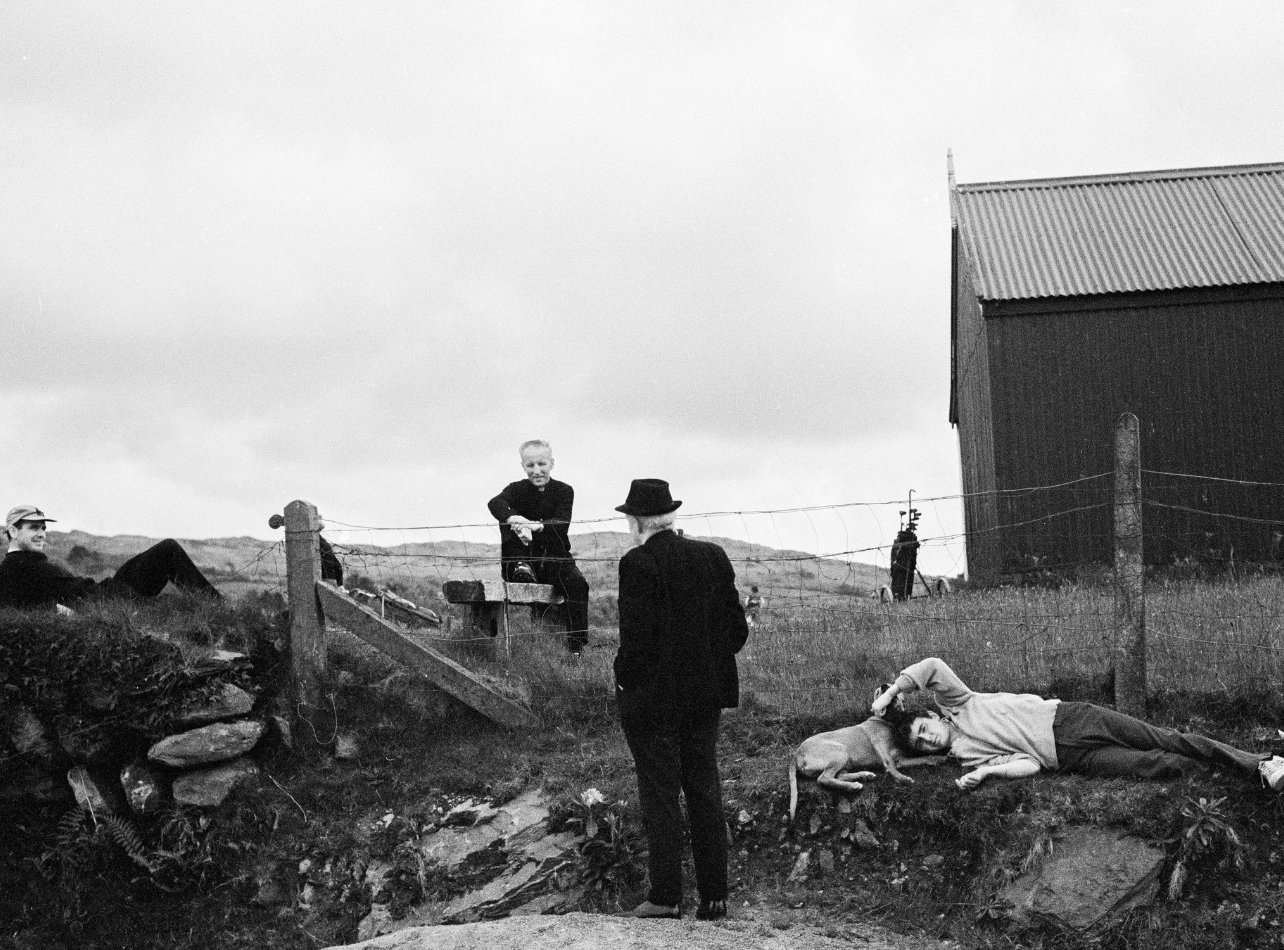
[{"x1": 625, "y1": 900, "x2": 680, "y2": 919}]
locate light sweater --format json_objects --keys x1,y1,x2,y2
[{"x1": 895, "y1": 657, "x2": 1061, "y2": 770}]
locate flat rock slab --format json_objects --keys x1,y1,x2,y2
[
  {"x1": 172, "y1": 757, "x2": 260, "y2": 807},
  {"x1": 339, "y1": 910, "x2": 943, "y2": 950},
  {"x1": 68, "y1": 766, "x2": 117, "y2": 815},
  {"x1": 421, "y1": 788, "x2": 549, "y2": 872},
  {"x1": 149, "y1": 719, "x2": 264, "y2": 768},
  {"x1": 176, "y1": 683, "x2": 256, "y2": 726},
  {"x1": 998, "y1": 825, "x2": 1165, "y2": 931},
  {"x1": 358, "y1": 788, "x2": 580, "y2": 942}
]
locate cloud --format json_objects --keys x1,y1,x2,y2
[{"x1": 2, "y1": 0, "x2": 1282, "y2": 581}]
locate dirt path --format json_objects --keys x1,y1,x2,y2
[{"x1": 339, "y1": 907, "x2": 951, "y2": 950}]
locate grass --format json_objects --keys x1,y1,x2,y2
[{"x1": 5, "y1": 572, "x2": 1284, "y2": 948}]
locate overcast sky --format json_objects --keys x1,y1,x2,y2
[{"x1": 3, "y1": 2, "x2": 1282, "y2": 577}]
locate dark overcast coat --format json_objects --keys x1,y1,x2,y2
[
  {"x1": 487, "y1": 478, "x2": 575, "y2": 561},
  {"x1": 614, "y1": 528, "x2": 749, "y2": 711}
]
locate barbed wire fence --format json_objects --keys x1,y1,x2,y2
[{"x1": 251, "y1": 428, "x2": 1283, "y2": 720}]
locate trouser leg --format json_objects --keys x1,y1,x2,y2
[
  {"x1": 112, "y1": 539, "x2": 220, "y2": 598},
  {"x1": 539, "y1": 558, "x2": 590, "y2": 651},
  {"x1": 620, "y1": 704, "x2": 685, "y2": 907},
  {"x1": 1054, "y1": 701, "x2": 1265, "y2": 780},
  {"x1": 679, "y1": 708, "x2": 727, "y2": 903},
  {"x1": 499, "y1": 528, "x2": 532, "y2": 581}
]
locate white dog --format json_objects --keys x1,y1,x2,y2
[{"x1": 788, "y1": 684, "x2": 946, "y2": 820}]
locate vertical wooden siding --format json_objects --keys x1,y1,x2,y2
[
  {"x1": 983, "y1": 292, "x2": 1284, "y2": 574},
  {"x1": 951, "y1": 228, "x2": 1000, "y2": 580}
]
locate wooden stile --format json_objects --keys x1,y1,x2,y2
[{"x1": 317, "y1": 583, "x2": 538, "y2": 730}]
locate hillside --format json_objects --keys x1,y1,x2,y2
[{"x1": 39, "y1": 529, "x2": 894, "y2": 604}]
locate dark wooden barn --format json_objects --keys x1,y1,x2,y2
[{"x1": 950, "y1": 160, "x2": 1284, "y2": 582}]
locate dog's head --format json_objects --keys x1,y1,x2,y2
[{"x1": 872, "y1": 682, "x2": 905, "y2": 712}]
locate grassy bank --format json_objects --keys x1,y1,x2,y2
[{"x1": 4, "y1": 575, "x2": 1284, "y2": 949}]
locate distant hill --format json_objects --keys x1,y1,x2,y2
[{"x1": 37, "y1": 529, "x2": 895, "y2": 604}]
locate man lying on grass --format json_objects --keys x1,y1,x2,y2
[
  {"x1": 0, "y1": 505, "x2": 221, "y2": 611},
  {"x1": 869, "y1": 656, "x2": 1284, "y2": 792}
]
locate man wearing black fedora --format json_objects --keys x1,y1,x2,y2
[{"x1": 613, "y1": 478, "x2": 749, "y2": 921}]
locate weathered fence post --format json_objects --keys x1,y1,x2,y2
[
  {"x1": 284, "y1": 499, "x2": 326, "y2": 731},
  {"x1": 1113, "y1": 413, "x2": 1146, "y2": 716}
]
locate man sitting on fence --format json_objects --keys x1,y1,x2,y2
[
  {"x1": 487, "y1": 440, "x2": 590, "y2": 654},
  {"x1": 0, "y1": 505, "x2": 222, "y2": 610},
  {"x1": 870, "y1": 656, "x2": 1284, "y2": 792}
]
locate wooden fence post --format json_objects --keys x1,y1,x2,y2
[
  {"x1": 284, "y1": 499, "x2": 326, "y2": 730},
  {"x1": 1113, "y1": 413, "x2": 1146, "y2": 716}
]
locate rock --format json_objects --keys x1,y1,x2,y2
[
  {"x1": 120, "y1": 762, "x2": 165, "y2": 815},
  {"x1": 357, "y1": 788, "x2": 582, "y2": 942},
  {"x1": 176, "y1": 683, "x2": 256, "y2": 727},
  {"x1": 342, "y1": 911, "x2": 875, "y2": 950},
  {"x1": 149, "y1": 719, "x2": 265, "y2": 767},
  {"x1": 172, "y1": 758, "x2": 260, "y2": 807},
  {"x1": 186, "y1": 649, "x2": 251, "y2": 676},
  {"x1": 817, "y1": 849, "x2": 835, "y2": 872},
  {"x1": 849, "y1": 819, "x2": 881, "y2": 850},
  {"x1": 335, "y1": 733, "x2": 360, "y2": 760},
  {"x1": 922, "y1": 853, "x2": 945, "y2": 869},
  {"x1": 270, "y1": 715, "x2": 295, "y2": 751},
  {"x1": 3, "y1": 704, "x2": 56, "y2": 769},
  {"x1": 997, "y1": 826, "x2": 1165, "y2": 932},
  {"x1": 787, "y1": 851, "x2": 811, "y2": 883},
  {"x1": 68, "y1": 766, "x2": 117, "y2": 815},
  {"x1": 443, "y1": 798, "x2": 501, "y2": 828},
  {"x1": 443, "y1": 829, "x2": 582, "y2": 923}
]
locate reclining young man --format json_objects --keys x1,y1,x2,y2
[
  {"x1": 870, "y1": 656, "x2": 1284, "y2": 792},
  {"x1": 0, "y1": 505, "x2": 221, "y2": 610}
]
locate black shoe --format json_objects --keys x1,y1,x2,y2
[
  {"x1": 696, "y1": 898, "x2": 727, "y2": 921},
  {"x1": 510, "y1": 561, "x2": 538, "y2": 584}
]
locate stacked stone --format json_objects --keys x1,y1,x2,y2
[{"x1": 2, "y1": 650, "x2": 269, "y2": 815}]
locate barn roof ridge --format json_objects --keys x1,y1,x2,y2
[{"x1": 956, "y1": 160, "x2": 1284, "y2": 194}]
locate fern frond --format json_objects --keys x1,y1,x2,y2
[{"x1": 100, "y1": 813, "x2": 158, "y2": 873}]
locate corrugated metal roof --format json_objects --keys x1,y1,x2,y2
[{"x1": 953, "y1": 162, "x2": 1284, "y2": 301}]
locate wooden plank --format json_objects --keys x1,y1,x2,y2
[
  {"x1": 316, "y1": 583, "x2": 538, "y2": 730},
  {"x1": 443, "y1": 579, "x2": 563, "y2": 605}
]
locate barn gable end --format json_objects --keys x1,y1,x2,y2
[{"x1": 950, "y1": 161, "x2": 1284, "y2": 581}]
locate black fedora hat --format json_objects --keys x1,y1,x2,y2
[{"x1": 615, "y1": 478, "x2": 682, "y2": 516}]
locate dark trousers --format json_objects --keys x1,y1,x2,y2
[
  {"x1": 1053, "y1": 701, "x2": 1263, "y2": 780},
  {"x1": 501, "y1": 555, "x2": 589, "y2": 651},
  {"x1": 103, "y1": 539, "x2": 221, "y2": 599},
  {"x1": 618, "y1": 697, "x2": 727, "y2": 907}
]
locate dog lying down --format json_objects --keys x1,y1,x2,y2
[{"x1": 788, "y1": 684, "x2": 946, "y2": 820}]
